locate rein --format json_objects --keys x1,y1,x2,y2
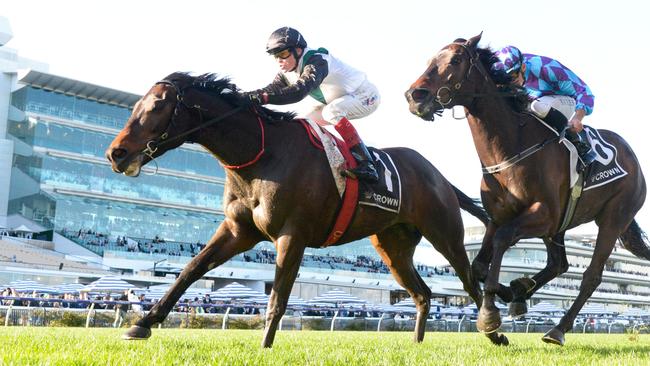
[
  {"x1": 142, "y1": 80, "x2": 265, "y2": 172},
  {"x1": 440, "y1": 44, "x2": 557, "y2": 174}
]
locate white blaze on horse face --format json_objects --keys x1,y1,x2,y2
[
  {"x1": 138, "y1": 93, "x2": 164, "y2": 124},
  {"x1": 437, "y1": 49, "x2": 458, "y2": 81}
]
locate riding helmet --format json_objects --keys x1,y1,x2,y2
[
  {"x1": 493, "y1": 46, "x2": 523, "y2": 74},
  {"x1": 266, "y1": 27, "x2": 307, "y2": 54}
]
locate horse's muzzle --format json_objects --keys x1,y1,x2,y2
[
  {"x1": 106, "y1": 146, "x2": 143, "y2": 176},
  {"x1": 405, "y1": 88, "x2": 441, "y2": 121}
]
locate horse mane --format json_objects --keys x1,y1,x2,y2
[
  {"x1": 471, "y1": 46, "x2": 529, "y2": 111},
  {"x1": 162, "y1": 72, "x2": 296, "y2": 122}
]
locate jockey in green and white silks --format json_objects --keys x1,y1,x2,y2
[{"x1": 244, "y1": 26, "x2": 380, "y2": 182}]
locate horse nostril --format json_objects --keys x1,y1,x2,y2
[
  {"x1": 409, "y1": 88, "x2": 430, "y2": 103},
  {"x1": 111, "y1": 148, "x2": 128, "y2": 161}
]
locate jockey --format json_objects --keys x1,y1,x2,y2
[
  {"x1": 243, "y1": 26, "x2": 380, "y2": 182},
  {"x1": 492, "y1": 46, "x2": 597, "y2": 168}
]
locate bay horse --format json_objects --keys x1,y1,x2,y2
[
  {"x1": 405, "y1": 34, "x2": 649, "y2": 346},
  {"x1": 106, "y1": 72, "x2": 509, "y2": 346}
]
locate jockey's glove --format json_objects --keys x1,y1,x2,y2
[{"x1": 243, "y1": 91, "x2": 268, "y2": 105}]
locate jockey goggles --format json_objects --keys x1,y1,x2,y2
[{"x1": 272, "y1": 49, "x2": 292, "y2": 59}]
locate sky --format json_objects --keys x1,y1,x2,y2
[{"x1": 3, "y1": 1, "x2": 650, "y2": 264}]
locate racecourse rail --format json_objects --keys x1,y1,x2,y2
[{"x1": 1, "y1": 296, "x2": 647, "y2": 334}]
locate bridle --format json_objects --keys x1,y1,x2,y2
[
  {"x1": 141, "y1": 79, "x2": 265, "y2": 172},
  {"x1": 429, "y1": 43, "x2": 560, "y2": 174},
  {"x1": 432, "y1": 43, "x2": 513, "y2": 108}
]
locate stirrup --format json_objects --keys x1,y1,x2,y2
[{"x1": 342, "y1": 162, "x2": 378, "y2": 182}]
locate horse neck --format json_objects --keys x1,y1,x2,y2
[
  {"x1": 194, "y1": 107, "x2": 267, "y2": 178},
  {"x1": 465, "y1": 95, "x2": 528, "y2": 168}
]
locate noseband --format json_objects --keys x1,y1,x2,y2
[{"x1": 432, "y1": 44, "x2": 500, "y2": 108}]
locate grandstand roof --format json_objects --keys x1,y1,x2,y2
[{"x1": 17, "y1": 69, "x2": 141, "y2": 108}]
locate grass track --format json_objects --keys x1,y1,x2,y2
[{"x1": 1, "y1": 328, "x2": 649, "y2": 365}]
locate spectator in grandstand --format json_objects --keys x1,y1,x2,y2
[
  {"x1": 113, "y1": 291, "x2": 128, "y2": 328},
  {"x1": 2, "y1": 287, "x2": 16, "y2": 305},
  {"x1": 101, "y1": 295, "x2": 113, "y2": 310},
  {"x1": 202, "y1": 294, "x2": 215, "y2": 313},
  {"x1": 127, "y1": 289, "x2": 142, "y2": 315},
  {"x1": 190, "y1": 297, "x2": 205, "y2": 314}
]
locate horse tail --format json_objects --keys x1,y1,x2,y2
[
  {"x1": 619, "y1": 219, "x2": 650, "y2": 261},
  {"x1": 451, "y1": 184, "x2": 490, "y2": 226}
]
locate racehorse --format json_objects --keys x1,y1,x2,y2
[
  {"x1": 405, "y1": 33, "x2": 649, "y2": 345},
  {"x1": 106, "y1": 72, "x2": 509, "y2": 346}
]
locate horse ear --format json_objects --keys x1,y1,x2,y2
[{"x1": 466, "y1": 32, "x2": 483, "y2": 49}]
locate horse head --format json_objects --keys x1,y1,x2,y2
[
  {"x1": 405, "y1": 33, "x2": 500, "y2": 121},
  {"x1": 106, "y1": 73, "x2": 242, "y2": 176}
]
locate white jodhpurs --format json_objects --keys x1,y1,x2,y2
[
  {"x1": 529, "y1": 95, "x2": 577, "y2": 121},
  {"x1": 305, "y1": 80, "x2": 380, "y2": 126}
]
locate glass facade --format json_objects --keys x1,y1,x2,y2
[
  {"x1": 8, "y1": 86, "x2": 225, "y2": 242},
  {"x1": 11, "y1": 86, "x2": 132, "y2": 130},
  {"x1": 52, "y1": 194, "x2": 220, "y2": 243},
  {"x1": 9, "y1": 92, "x2": 223, "y2": 178},
  {"x1": 13, "y1": 154, "x2": 223, "y2": 209}
]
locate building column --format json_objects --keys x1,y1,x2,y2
[{"x1": 0, "y1": 72, "x2": 14, "y2": 224}]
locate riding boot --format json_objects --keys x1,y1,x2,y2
[
  {"x1": 334, "y1": 117, "x2": 379, "y2": 182},
  {"x1": 346, "y1": 142, "x2": 379, "y2": 182},
  {"x1": 566, "y1": 129, "x2": 597, "y2": 167},
  {"x1": 543, "y1": 108, "x2": 596, "y2": 170}
]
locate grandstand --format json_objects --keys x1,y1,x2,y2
[{"x1": 0, "y1": 237, "x2": 109, "y2": 274}]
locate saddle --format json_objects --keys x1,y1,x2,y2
[
  {"x1": 299, "y1": 119, "x2": 402, "y2": 246},
  {"x1": 532, "y1": 116, "x2": 628, "y2": 231}
]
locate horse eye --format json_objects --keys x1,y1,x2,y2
[{"x1": 450, "y1": 57, "x2": 461, "y2": 65}]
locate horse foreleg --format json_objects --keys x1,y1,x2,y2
[
  {"x1": 471, "y1": 222, "x2": 514, "y2": 303},
  {"x1": 477, "y1": 203, "x2": 552, "y2": 334},
  {"x1": 261, "y1": 233, "x2": 305, "y2": 348},
  {"x1": 509, "y1": 232, "x2": 568, "y2": 317},
  {"x1": 123, "y1": 219, "x2": 259, "y2": 340}
]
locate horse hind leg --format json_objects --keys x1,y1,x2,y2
[
  {"x1": 509, "y1": 232, "x2": 568, "y2": 317},
  {"x1": 122, "y1": 220, "x2": 259, "y2": 340},
  {"x1": 543, "y1": 220, "x2": 625, "y2": 346},
  {"x1": 420, "y1": 218, "x2": 509, "y2": 346},
  {"x1": 371, "y1": 225, "x2": 431, "y2": 343}
]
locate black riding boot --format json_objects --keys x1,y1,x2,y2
[
  {"x1": 543, "y1": 108, "x2": 596, "y2": 169},
  {"x1": 566, "y1": 129, "x2": 597, "y2": 167},
  {"x1": 343, "y1": 142, "x2": 379, "y2": 182}
]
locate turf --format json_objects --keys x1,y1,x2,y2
[{"x1": 1, "y1": 328, "x2": 649, "y2": 365}]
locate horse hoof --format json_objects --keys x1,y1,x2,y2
[
  {"x1": 122, "y1": 325, "x2": 151, "y2": 340},
  {"x1": 510, "y1": 277, "x2": 536, "y2": 296},
  {"x1": 541, "y1": 327, "x2": 565, "y2": 346},
  {"x1": 487, "y1": 332, "x2": 510, "y2": 346},
  {"x1": 477, "y1": 307, "x2": 502, "y2": 334},
  {"x1": 508, "y1": 301, "x2": 528, "y2": 317}
]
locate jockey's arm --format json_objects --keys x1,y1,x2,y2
[{"x1": 264, "y1": 55, "x2": 329, "y2": 105}]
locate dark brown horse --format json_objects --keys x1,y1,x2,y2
[
  {"x1": 405, "y1": 34, "x2": 649, "y2": 346},
  {"x1": 106, "y1": 72, "x2": 509, "y2": 346}
]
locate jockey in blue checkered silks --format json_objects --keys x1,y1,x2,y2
[{"x1": 493, "y1": 46, "x2": 597, "y2": 168}]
